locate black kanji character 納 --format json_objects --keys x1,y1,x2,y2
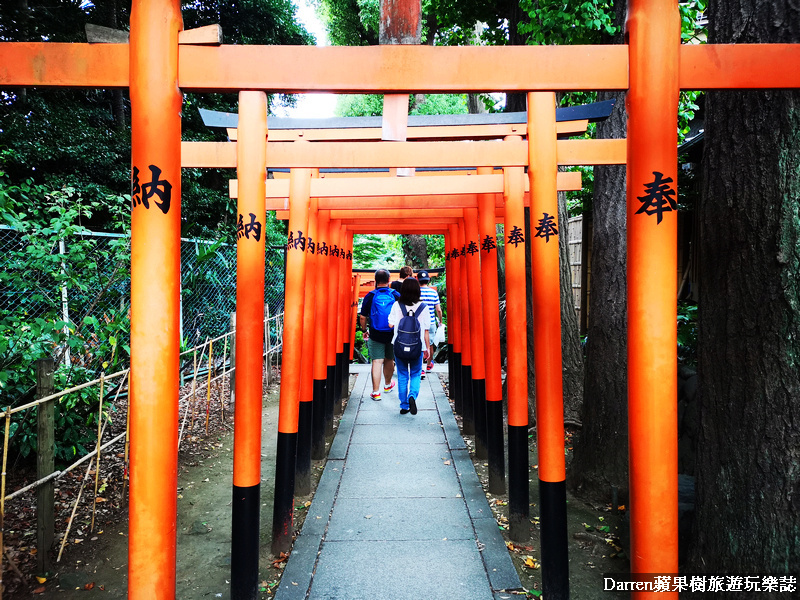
[
  {"x1": 507, "y1": 225, "x2": 525, "y2": 247},
  {"x1": 307, "y1": 237, "x2": 316, "y2": 254},
  {"x1": 534, "y1": 212, "x2": 559, "y2": 243},
  {"x1": 131, "y1": 166, "x2": 143, "y2": 209},
  {"x1": 237, "y1": 213, "x2": 262, "y2": 241},
  {"x1": 294, "y1": 230, "x2": 306, "y2": 251},
  {"x1": 635, "y1": 171, "x2": 677, "y2": 224},
  {"x1": 318, "y1": 242, "x2": 329, "y2": 256},
  {"x1": 141, "y1": 165, "x2": 172, "y2": 215},
  {"x1": 331, "y1": 245, "x2": 340, "y2": 258}
]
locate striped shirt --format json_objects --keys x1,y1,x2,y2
[{"x1": 419, "y1": 286, "x2": 440, "y2": 326}]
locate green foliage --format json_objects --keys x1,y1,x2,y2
[
  {"x1": 677, "y1": 302, "x2": 698, "y2": 366},
  {"x1": 352, "y1": 234, "x2": 404, "y2": 270},
  {"x1": 423, "y1": 235, "x2": 445, "y2": 268},
  {"x1": 336, "y1": 94, "x2": 385, "y2": 117},
  {"x1": 518, "y1": 0, "x2": 617, "y2": 45},
  {"x1": 410, "y1": 95, "x2": 468, "y2": 116}
]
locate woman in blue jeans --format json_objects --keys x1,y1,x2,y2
[{"x1": 388, "y1": 278, "x2": 431, "y2": 415}]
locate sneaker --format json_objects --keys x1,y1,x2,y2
[
  {"x1": 371, "y1": 391, "x2": 381, "y2": 401},
  {"x1": 427, "y1": 362, "x2": 434, "y2": 372},
  {"x1": 400, "y1": 408, "x2": 410, "y2": 415},
  {"x1": 409, "y1": 397, "x2": 418, "y2": 415},
  {"x1": 384, "y1": 381, "x2": 396, "y2": 393},
  {"x1": 420, "y1": 371, "x2": 426, "y2": 380}
]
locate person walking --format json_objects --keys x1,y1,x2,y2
[
  {"x1": 359, "y1": 269, "x2": 400, "y2": 401},
  {"x1": 417, "y1": 270, "x2": 442, "y2": 376},
  {"x1": 388, "y1": 278, "x2": 431, "y2": 415},
  {"x1": 390, "y1": 265, "x2": 413, "y2": 292}
]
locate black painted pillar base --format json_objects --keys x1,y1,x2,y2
[
  {"x1": 295, "y1": 401, "x2": 313, "y2": 495},
  {"x1": 231, "y1": 483, "x2": 260, "y2": 600},
  {"x1": 271, "y1": 432, "x2": 297, "y2": 555},
  {"x1": 341, "y1": 343, "x2": 350, "y2": 400},
  {"x1": 325, "y1": 365, "x2": 335, "y2": 436},
  {"x1": 311, "y1": 379, "x2": 327, "y2": 460},
  {"x1": 447, "y1": 344, "x2": 454, "y2": 404},
  {"x1": 452, "y1": 351, "x2": 462, "y2": 415},
  {"x1": 540, "y1": 479, "x2": 569, "y2": 600},
  {"x1": 508, "y1": 424, "x2": 530, "y2": 542},
  {"x1": 473, "y1": 378, "x2": 488, "y2": 459},
  {"x1": 486, "y1": 400, "x2": 505, "y2": 494},
  {"x1": 333, "y1": 351, "x2": 343, "y2": 415},
  {"x1": 461, "y1": 364, "x2": 475, "y2": 435}
]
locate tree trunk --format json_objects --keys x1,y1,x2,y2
[
  {"x1": 688, "y1": 0, "x2": 800, "y2": 579},
  {"x1": 105, "y1": 0, "x2": 126, "y2": 130},
  {"x1": 557, "y1": 189, "x2": 583, "y2": 424},
  {"x1": 566, "y1": 0, "x2": 629, "y2": 504},
  {"x1": 567, "y1": 90, "x2": 628, "y2": 504},
  {"x1": 503, "y1": 0, "x2": 527, "y2": 113},
  {"x1": 401, "y1": 234, "x2": 428, "y2": 269}
]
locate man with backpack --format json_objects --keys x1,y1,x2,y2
[{"x1": 359, "y1": 269, "x2": 401, "y2": 401}]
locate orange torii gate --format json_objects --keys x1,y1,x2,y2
[{"x1": 2, "y1": 0, "x2": 800, "y2": 598}]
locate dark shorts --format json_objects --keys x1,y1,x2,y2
[{"x1": 367, "y1": 338, "x2": 394, "y2": 361}]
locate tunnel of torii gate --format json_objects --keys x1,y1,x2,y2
[{"x1": 1, "y1": 0, "x2": 800, "y2": 598}]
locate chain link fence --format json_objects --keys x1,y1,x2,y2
[{"x1": 0, "y1": 224, "x2": 285, "y2": 374}]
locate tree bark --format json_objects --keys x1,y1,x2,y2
[
  {"x1": 566, "y1": 0, "x2": 629, "y2": 504},
  {"x1": 567, "y1": 90, "x2": 628, "y2": 503},
  {"x1": 401, "y1": 234, "x2": 429, "y2": 269},
  {"x1": 557, "y1": 189, "x2": 584, "y2": 424},
  {"x1": 688, "y1": 0, "x2": 800, "y2": 579}
]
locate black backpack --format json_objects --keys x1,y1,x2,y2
[{"x1": 393, "y1": 301, "x2": 426, "y2": 362}]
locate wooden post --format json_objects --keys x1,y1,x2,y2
[
  {"x1": 271, "y1": 167, "x2": 312, "y2": 555},
  {"x1": 229, "y1": 312, "x2": 236, "y2": 407},
  {"x1": 477, "y1": 167, "x2": 505, "y2": 495},
  {"x1": 456, "y1": 221, "x2": 474, "y2": 435},
  {"x1": 464, "y1": 207, "x2": 487, "y2": 459},
  {"x1": 627, "y1": 0, "x2": 680, "y2": 593},
  {"x1": 503, "y1": 158, "x2": 530, "y2": 542},
  {"x1": 231, "y1": 90, "x2": 267, "y2": 600},
  {"x1": 36, "y1": 357, "x2": 55, "y2": 575},
  {"x1": 128, "y1": 0, "x2": 183, "y2": 596},
  {"x1": 312, "y1": 211, "x2": 331, "y2": 459},
  {"x1": 528, "y1": 91, "x2": 568, "y2": 599}
]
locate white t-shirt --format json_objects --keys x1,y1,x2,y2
[{"x1": 388, "y1": 300, "x2": 430, "y2": 345}]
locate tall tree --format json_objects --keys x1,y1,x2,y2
[
  {"x1": 567, "y1": 4, "x2": 629, "y2": 503},
  {"x1": 689, "y1": 0, "x2": 800, "y2": 577}
]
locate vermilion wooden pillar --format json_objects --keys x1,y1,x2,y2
[
  {"x1": 296, "y1": 193, "x2": 319, "y2": 496},
  {"x1": 528, "y1": 91, "x2": 568, "y2": 599},
  {"x1": 231, "y1": 91, "x2": 267, "y2": 600},
  {"x1": 503, "y1": 159, "x2": 530, "y2": 542},
  {"x1": 350, "y1": 272, "x2": 361, "y2": 362},
  {"x1": 128, "y1": 1, "x2": 182, "y2": 597},
  {"x1": 456, "y1": 221, "x2": 474, "y2": 435},
  {"x1": 446, "y1": 226, "x2": 462, "y2": 416},
  {"x1": 627, "y1": 0, "x2": 680, "y2": 594},
  {"x1": 464, "y1": 207, "x2": 488, "y2": 459},
  {"x1": 325, "y1": 220, "x2": 342, "y2": 434},
  {"x1": 477, "y1": 167, "x2": 505, "y2": 494},
  {"x1": 311, "y1": 211, "x2": 331, "y2": 459},
  {"x1": 271, "y1": 168, "x2": 312, "y2": 555}
]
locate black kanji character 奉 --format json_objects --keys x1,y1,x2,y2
[
  {"x1": 347, "y1": 251, "x2": 352, "y2": 260},
  {"x1": 141, "y1": 165, "x2": 172, "y2": 215},
  {"x1": 635, "y1": 171, "x2": 677, "y2": 224},
  {"x1": 467, "y1": 240, "x2": 479, "y2": 255},
  {"x1": 481, "y1": 235, "x2": 497, "y2": 253},
  {"x1": 534, "y1": 212, "x2": 559, "y2": 243},
  {"x1": 451, "y1": 248, "x2": 460, "y2": 259},
  {"x1": 461, "y1": 245, "x2": 466, "y2": 255},
  {"x1": 507, "y1": 225, "x2": 525, "y2": 247},
  {"x1": 318, "y1": 242, "x2": 329, "y2": 256}
]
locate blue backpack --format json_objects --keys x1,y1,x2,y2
[
  {"x1": 393, "y1": 302, "x2": 426, "y2": 361},
  {"x1": 370, "y1": 288, "x2": 396, "y2": 332}
]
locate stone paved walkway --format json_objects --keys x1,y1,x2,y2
[{"x1": 275, "y1": 365, "x2": 521, "y2": 600}]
